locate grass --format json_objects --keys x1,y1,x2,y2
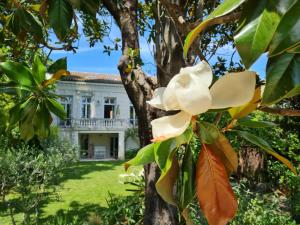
[{"x1": 0, "y1": 161, "x2": 140, "y2": 225}]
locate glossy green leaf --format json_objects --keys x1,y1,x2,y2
[
  {"x1": 262, "y1": 53, "x2": 300, "y2": 105},
  {"x1": 234, "y1": 0, "x2": 282, "y2": 68},
  {"x1": 236, "y1": 130, "x2": 297, "y2": 174},
  {"x1": 19, "y1": 98, "x2": 39, "y2": 141},
  {"x1": 48, "y1": 0, "x2": 73, "y2": 40},
  {"x1": 154, "y1": 127, "x2": 193, "y2": 170},
  {"x1": 184, "y1": 0, "x2": 246, "y2": 58},
  {"x1": 32, "y1": 55, "x2": 46, "y2": 84},
  {"x1": 48, "y1": 57, "x2": 67, "y2": 74},
  {"x1": 45, "y1": 98, "x2": 66, "y2": 119},
  {"x1": 180, "y1": 145, "x2": 195, "y2": 210},
  {"x1": 237, "y1": 119, "x2": 276, "y2": 128},
  {"x1": 155, "y1": 150, "x2": 179, "y2": 206},
  {"x1": 33, "y1": 103, "x2": 51, "y2": 138},
  {"x1": 198, "y1": 122, "x2": 220, "y2": 144},
  {"x1": 269, "y1": 1, "x2": 300, "y2": 56},
  {"x1": 0, "y1": 82, "x2": 31, "y2": 96},
  {"x1": 154, "y1": 139, "x2": 173, "y2": 170},
  {"x1": 8, "y1": 8, "x2": 43, "y2": 40},
  {"x1": 8, "y1": 104, "x2": 23, "y2": 128},
  {"x1": 80, "y1": 0, "x2": 100, "y2": 15},
  {"x1": 0, "y1": 62, "x2": 33, "y2": 86},
  {"x1": 124, "y1": 143, "x2": 155, "y2": 171}
]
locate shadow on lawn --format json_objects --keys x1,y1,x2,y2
[
  {"x1": 40, "y1": 201, "x2": 105, "y2": 225},
  {"x1": 59, "y1": 160, "x2": 125, "y2": 183}
]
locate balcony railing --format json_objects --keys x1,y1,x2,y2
[{"x1": 59, "y1": 118, "x2": 136, "y2": 129}]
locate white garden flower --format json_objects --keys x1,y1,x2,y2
[{"x1": 147, "y1": 61, "x2": 256, "y2": 141}]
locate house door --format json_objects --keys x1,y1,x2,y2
[
  {"x1": 94, "y1": 145, "x2": 107, "y2": 159},
  {"x1": 110, "y1": 136, "x2": 118, "y2": 159}
]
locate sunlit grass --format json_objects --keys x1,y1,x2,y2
[{"x1": 0, "y1": 161, "x2": 140, "y2": 225}]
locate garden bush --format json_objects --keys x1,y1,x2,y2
[{"x1": 0, "y1": 134, "x2": 78, "y2": 225}]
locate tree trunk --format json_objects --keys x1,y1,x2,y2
[{"x1": 101, "y1": 0, "x2": 186, "y2": 224}]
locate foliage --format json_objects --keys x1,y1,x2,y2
[
  {"x1": 1, "y1": 0, "x2": 300, "y2": 224},
  {"x1": 101, "y1": 171, "x2": 145, "y2": 225},
  {"x1": 184, "y1": 0, "x2": 300, "y2": 106},
  {"x1": 189, "y1": 181, "x2": 298, "y2": 225},
  {"x1": 0, "y1": 134, "x2": 78, "y2": 225},
  {"x1": 0, "y1": 56, "x2": 69, "y2": 141}
]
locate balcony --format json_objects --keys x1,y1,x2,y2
[{"x1": 59, "y1": 118, "x2": 136, "y2": 130}]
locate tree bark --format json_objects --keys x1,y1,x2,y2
[{"x1": 101, "y1": 0, "x2": 181, "y2": 224}]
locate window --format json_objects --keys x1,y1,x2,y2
[
  {"x1": 81, "y1": 96, "x2": 91, "y2": 118},
  {"x1": 60, "y1": 96, "x2": 72, "y2": 126},
  {"x1": 104, "y1": 97, "x2": 116, "y2": 119},
  {"x1": 130, "y1": 105, "x2": 138, "y2": 126}
]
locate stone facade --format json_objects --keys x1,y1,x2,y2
[{"x1": 54, "y1": 72, "x2": 139, "y2": 160}]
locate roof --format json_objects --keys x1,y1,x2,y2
[{"x1": 61, "y1": 71, "x2": 122, "y2": 84}]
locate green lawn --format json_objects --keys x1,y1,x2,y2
[{"x1": 0, "y1": 161, "x2": 140, "y2": 225}]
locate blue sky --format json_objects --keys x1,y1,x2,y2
[{"x1": 49, "y1": 20, "x2": 267, "y2": 79}]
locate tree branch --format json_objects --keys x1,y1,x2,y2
[
  {"x1": 258, "y1": 106, "x2": 300, "y2": 117},
  {"x1": 101, "y1": 0, "x2": 120, "y2": 22}
]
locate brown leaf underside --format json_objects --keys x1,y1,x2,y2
[
  {"x1": 196, "y1": 144, "x2": 238, "y2": 225},
  {"x1": 207, "y1": 134, "x2": 238, "y2": 175}
]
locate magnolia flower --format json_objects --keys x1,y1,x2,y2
[{"x1": 147, "y1": 61, "x2": 256, "y2": 141}]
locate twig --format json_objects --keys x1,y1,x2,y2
[{"x1": 258, "y1": 106, "x2": 300, "y2": 117}]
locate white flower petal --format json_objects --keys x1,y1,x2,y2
[
  {"x1": 162, "y1": 75, "x2": 181, "y2": 111},
  {"x1": 151, "y1": 111, "x2": 192, "y2": 141},
  {"x1": 179, "y1": 61, "x2": 213, "y2": 87},
  {"x1": 147, "y1": 87, "x2": 167, "y2": 110},
  {"x1": 209, "y1": 71, "x2": 256, "y2": 109},
  {"x1": 175, "y1": 75, "x2": 212, "y2": 115},
  {"x1": 162, "y1": 61, "x2": 213, "y2": 111}
]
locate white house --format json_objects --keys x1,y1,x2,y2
[{"x1": 54, "y1": 72, "x2": 139, "y2": 160}]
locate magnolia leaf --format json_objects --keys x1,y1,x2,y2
[
  {"x1": 154, "y1": 139, "x2": 173, "y2": 170},
  {"x1": 43, "y1": 69, "x2": 70, "y2": 86},
  {"x1": 19, "y1": 98, "x2": 39, "y2": 141},
  {"x1": 0, "y1": 62, "x2": 33, "y2": 86},
  {"x1": 155, "y1": 150, "x2": 179, "y2": 206},
  {"x1": 155, "y1": 127, "x2": 193, "y2": 170},
  {"x1": 48, "y1": 57, "x2": 67, "y2": 74},
  {"x1": 33, "y1": 102, "x2": 51, "y2": 138},
  {"x1": 48, "y1": 0, "x2": 73, "y2": 40},
  {"x1": 229, "y1": 87, "x2": 261, "y2": 119},
  {"x1": 196, "y1": 144, "x2": 238, "y2": 225},
  {"x1": 23, "y1": 10, "x2": 44, "y2": 41},
  {"x1": 45, "y1": 98, "x2": 66, "y2": 119},
  {"x1": 198, "y1": 122, "x2": 220, "y2": 144},
  {"x1": 124, "y1": 143, "x2": 155, "y2": 171},
  {"x1": 184, "y1": 0, "x2": 246, "y2": 58},
  {"x1": 8, "y1": 103, "x2": 23, "y2": 128},
  {"x1": 8, "y1": 8, "x2": 43, "y2": 41},
  {"x1": 287, "y1": 44, "x2": 300, "y2": 54},
  {"x1": 236, "y1": 130, "x2": 297, "y2": 174},
  {"x1": 207, "y1": 134, "x2": 238, "y2": 175},
  {"x1": 262, "y1": 53, "x2": 300, "y2": 105},
  {"x1": 237, "y1": 119, "x2": 276, "y2": 128},
  {"x1": 234, "y1": 0, "x2": 282, "y2": 68},
  {"x1": 80, "y1": 0, "x2": 100, "y2": 16},
  {"x1": 180, "y1": 145, "x2": 195, "y2": 210},
  {"x1": 0, "y1": 82, "x2": 31, "y2": 96},
  {"x1": 32, "y1": 55, "x2": 46, "y2": 84},
  {"x1": 269, "y1": 1, "x2": 300, "y2": 56}
]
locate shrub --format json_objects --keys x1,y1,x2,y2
[
  {"x1": 101, "y1": 170, "x2": 145, "y2": 225},
  {"x1": 189, "y1": 181, "x2": 297, "y2": 225},
  {"x1": 0, "y1": 134, "x2": 78, "y2": 225}
]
